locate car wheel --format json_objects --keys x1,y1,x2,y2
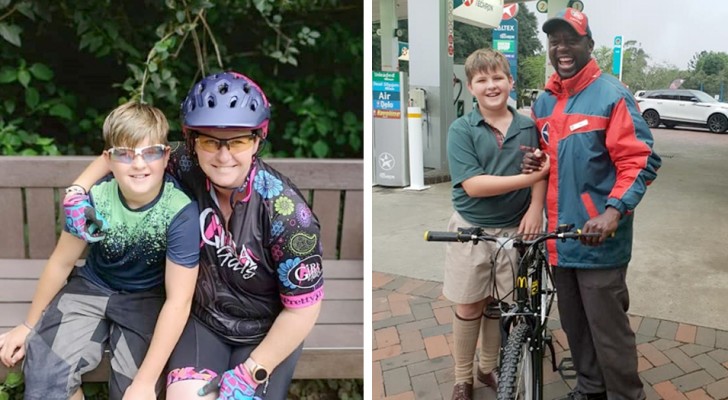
[
  {"x1": 642, "y1": 110, "x2": 661, "y2": 128},
  {"x1": 707, "y1": 114, "x2": 728, "y2": 133}
]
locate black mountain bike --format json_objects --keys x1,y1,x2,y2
[{"x1": 425, "y1": 224, "x2": 599, "y2": 400}]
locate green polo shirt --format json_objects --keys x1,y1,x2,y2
[{"x1": 447, "y1": 105, "x2": 540, "y2": 227}]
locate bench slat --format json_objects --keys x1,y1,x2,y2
[
  {"x1": 0, "y1": 189, "x2": 25, "y2": 258},
  {"x1": 340, "y1": 190, "x2": 364, "y2": 259},
  {"x1": 1, "y1": 299, "x2": 363, "y2": 328},
  {"x1": 0, "y1": 259, "x2": 363, "y2": 279},
  {"x1": 318, "y1": 300, "x2": 363, "y2": 324},
  {"x1": 0, "y1": 279, "x2": 362, "y2": 302},
  {"x1": 26, "y1": 188, "x2": 58, "y2": 259},
  {"x1": 0, "y1": 348, "x2": 363, "y2": 381},
  {"x1": 0, "y1": 157, "x2": 363, "y2": 191},
  {"x1": 312, "y1": 190, "x2": 341, "y2": 259}
]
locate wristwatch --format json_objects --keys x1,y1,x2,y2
[{"x1": 244, "y1": 357, "x2": 270, "y2": 384}]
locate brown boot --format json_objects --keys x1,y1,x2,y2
[
  {"x1": 451, "y1": 382, "x2": 473, "y2": 400},
  {"x1": 476, "y1": 368, "x2": 498, "y2": 390}
]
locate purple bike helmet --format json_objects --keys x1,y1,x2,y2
[{"x1": 181, "y1": 72, "x2": 271, "y2": 138}]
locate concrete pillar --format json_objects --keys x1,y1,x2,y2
[
  {"x1": 379, "y1": 0, "x2": 399, "y2": 71},
  {"x1": 408, "y1": 0, "x2": 453, "y2": 172}
]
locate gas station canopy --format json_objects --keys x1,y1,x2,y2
[{"x1": 372, "y1": 0, "x2": 532, "y2": 22}]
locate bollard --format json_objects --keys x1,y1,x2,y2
[{"x1": 404, "y1": 106, "x2": 430, "y2": 191}]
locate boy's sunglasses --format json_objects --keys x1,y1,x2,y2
[
  {"x1": 107, "y1": 144, "x2": 169, "y2": 164},
  {"x1": 192, "y1": 130, "x2": 257, "y2": 154}
]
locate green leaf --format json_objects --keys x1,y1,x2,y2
[
  {"x1": 20, "y1": 148, "x2": 38, "y2": 156},
  {"x1": 16, "y1": 1, "x2": 35, "y2": 21},
  {"x1": 0, "y1": 22, "x2": 22, "y2": 47},
  {"x1": 4, "y1": 371, "x2": 23, "y2": 388},
  {"x1": 312, "y1": 140, "x2": 329, "y2": 158},
  {"x1": 17, "y1": 70, "x2": 30, "y2": 87},
  {"x1": 4, "y1": 99, "x2": 15, "y2": 114},
  {"x1": 29, "y1": 63, "x2": 53, "y2": 80},
  {"x1": 0, "y1": 68, "x2": 16, "y2": 83},
  {"x1": 0, "y1": 0, "x2": 11, "y2": 9},
  {"x1": 0, "y1": 389, "x2": 9, "y2": 400},
  {"x1": 165, "y1": 0, "x2": 176, "y2": 9},
  {"x1": 25, "y1": 86, "x2": 39, "y2": 108},
  {"x1": 49, "y1": 103, "x2": 73, "y2": 120},
  {"x1": 287, "y1": 56, "x2": 298, "y2": 66},
  {"x1": 176, "y1": 10, "x2": 185, "y2": 23},
  {"x1": 36, "y1": 137, "x2": 53, "y2": 145}
]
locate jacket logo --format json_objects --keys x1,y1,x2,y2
[{"x1": 541, "y1": 122, "x2": 550, "y2": 144}]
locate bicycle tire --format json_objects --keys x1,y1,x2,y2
[{"x1": 497, "y1": 323, "x2": 534, "y2": 400}]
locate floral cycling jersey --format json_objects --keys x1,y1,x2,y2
[{"x1": 167, "y1": 142, "x2": 324, "y2": 344}]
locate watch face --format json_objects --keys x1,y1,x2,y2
[{"x1": 254, "y1": 367, "x2": 268, "y2": 382}]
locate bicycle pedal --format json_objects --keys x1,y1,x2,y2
[{"x1": 558, "y1": 357, "x2": 577, "y2": 380}]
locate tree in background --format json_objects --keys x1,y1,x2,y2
[{"x1": 0, "y1": 0, "x2": 363, "y2": 158}]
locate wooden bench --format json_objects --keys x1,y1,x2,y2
[{"x1": 0, "y1": 156, "x2": 363, "y2": 382}]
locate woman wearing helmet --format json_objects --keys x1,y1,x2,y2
[{"x1": 65, "y1": 72, "x2": 323, "y2": 400}]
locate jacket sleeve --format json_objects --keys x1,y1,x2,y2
[{"x1": 604, "y1": 96, "x2": 662, "y2": 214}]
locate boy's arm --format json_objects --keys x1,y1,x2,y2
[
  {"x1": 519, "y1": 179, "x2": 547, "y2": 238},
  {"x1": 123, "y1": 260, "x2": 198, "y2": 400},
  {"x1": 461, "y1": 155, "x2": 549, "y2": 198},
  {"x1": 71, "y1": 155, "x2": 109, "y2": 192},
  {"x1": 0, "y1": 232, "x2": 86, "y2": 367}
]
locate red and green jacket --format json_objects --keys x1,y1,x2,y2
[{"x1": 532, "y1": 59, "x2": 661, "y2": 268}]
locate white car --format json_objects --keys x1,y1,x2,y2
[{"x1": 636, "y1": 89, "x2": 728, "y2": 133}]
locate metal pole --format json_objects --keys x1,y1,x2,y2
[{"x1": 618, "y1": 37, "x2": 624, "y2": 82}]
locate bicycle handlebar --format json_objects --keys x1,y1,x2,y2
[
  {"x1": 424, "y1": 224, "x2": 607, "y2": 246},
  {"x1": 424, "y1": 229, "x2": 498, "y2": 243}
]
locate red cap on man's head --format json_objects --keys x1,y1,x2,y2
[{"x1": 543, "y1": 8, "x2": 592, "y2": 38}]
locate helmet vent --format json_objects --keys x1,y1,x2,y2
[
  {"x1": 218, "y1": 83, "x2": 229, "y2": 95},
  {"x1": 250, "y1": 99, "x2": 258, "y2": 111},
  {"x1": 207, "y1": 96, "x2": 216, "y2": 108},
  {"x1": 243, "y1": 82, "x2": 251, "y2": 94},
  {"x1": 197, "y1": 83, "x2": 206, "y2": 94},
  {"x1": 229, "y1": 96, "x2": 238, "y2": 108}
]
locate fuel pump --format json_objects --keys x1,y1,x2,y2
[{"x1": 453, "y1": 74, "x2": 464, "y2": 118}]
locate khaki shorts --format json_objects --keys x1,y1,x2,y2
[{"x1": 443, "y1": 211, "x2": 518, "y2": 305}]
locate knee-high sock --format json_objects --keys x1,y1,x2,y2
[
  {"x1": 478, "y1": 315, "x2": 501, "y2": 373},
  {"x1": 453, "y1": 313, "x2": 481, "y2": 383}
]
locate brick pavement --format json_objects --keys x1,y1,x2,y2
[{"x1": 373, "y1": 272, "x2": 728, "y2": 400}]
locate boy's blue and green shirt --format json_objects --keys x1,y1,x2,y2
[{"x1": 67, "y1": 173, "x2": 200, "y2": 291}]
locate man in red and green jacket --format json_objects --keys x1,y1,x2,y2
[{"x1": 527, "y1": 8, "x2": 661, "y2": 400}]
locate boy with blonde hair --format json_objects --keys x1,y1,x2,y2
[
  {"x1": 444, "y1": 48, "x2": 549, "y2": 399},
  {"x1": 0, "y1": 102, "x2": 200, "y2": 400}
]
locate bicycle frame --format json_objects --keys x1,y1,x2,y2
[
  {"x1": 499, "y1": 240, "x2": 554, "y2": 399},
  {"x1": 425, "y1": 224, "x2": 597, "y2": 400}
]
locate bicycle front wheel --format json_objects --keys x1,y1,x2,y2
[{"x1": 497, "y1": 323, "x2": 534, "y2": 400}]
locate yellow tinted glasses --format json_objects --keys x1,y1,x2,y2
[{"x1": 193, "y1": 131, "x2": 257, "y2": 153}]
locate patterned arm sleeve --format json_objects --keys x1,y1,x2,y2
[{"x1": 255, "y1": 169, "x2": 324, "y2": 309}]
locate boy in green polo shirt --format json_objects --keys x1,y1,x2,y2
[{"x1": 444, "y1": 48, "x2": 549, "y2": 400}]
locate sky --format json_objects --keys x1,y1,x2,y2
[{"x1": 524, "y1": 0, "x2": 728, "y2": 69}]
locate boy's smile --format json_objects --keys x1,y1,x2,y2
[{"x1": 467, "y1": 69, "x2": 513, "y2": 113}]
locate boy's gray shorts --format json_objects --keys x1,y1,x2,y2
[{"x1": 23, "y1": 273, "x2": 164, "y2": 400}]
